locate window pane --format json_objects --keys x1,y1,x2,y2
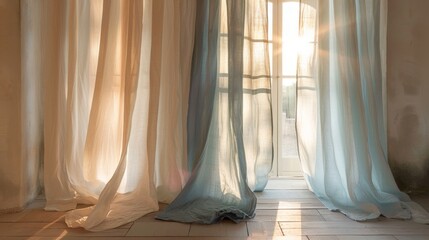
[
  {"x1": 268, "y1": 1, "x2": 273, "y2": 42},
  {"x1": 281, "y1": 1, "x2": 300, "y2": 76},
  {"x1": 281, "y1": 78, "x2": 298, "y2": 158},
  {"x1": 268, "y1": 1, "x2": 273, "y2": 75}
]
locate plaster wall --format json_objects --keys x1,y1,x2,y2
[
  {"x1": 0, "y1": 0, "x2": 24, "y2": 211},
  {"x1": 387, "y1": 0, "x2": 429, "y2": 192}
]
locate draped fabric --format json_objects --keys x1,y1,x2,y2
[
  {"x1": 41, "y1": 0, "x2": 159, "y2": 231},
  {"x1": 19, "y1": 0, "x2": 272, "y2": 231},
  {"x1": 156, "y1": 0, "x2": 273, "y2": 223},
  {"x1": 20, "y1": 0, "x2": 197, "y2": 231},
  {"x1": 6, "y1": 0, "x2": 429, "y2": 232},
  {"x1": 296, "y1": 0, "x2": 429, "y2": 223},
  {"x1": 151, "y1": 0, "x2": 197, "y2": 204}
]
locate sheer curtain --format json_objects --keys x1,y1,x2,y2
[
  {"x1": 11, "y1": 0, "x2": 428, "y2": 231},
  {"x1": 39, "y1": 0, "x2": 159, "y2": 231},
  {"x1": 20, "y1": 0, "x2": 273, "y2": 230},
  {"x1": 157, "y1": 0, "x2": 272, "y2": 223},
  {"x1": 296, "y1": 0, "x2": 429, "y2": 222},
  {"x1": 21, "y1": 0, "x2": 196, "y2": 231},
  {"x1": 150, "y1": 0, "x2": 196, "y2": 204}
]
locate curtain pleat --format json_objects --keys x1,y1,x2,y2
[
  {"x1": 64, "y1": 0, "x2": 162, "y2": 231},
  {"x1": 153, "y1": 0, "x2": 196, "y2": 204},
  {"x1": 42, "y1": 0, "x2": 77, "y2": 211},
  {"x1": 241, "y1": 0, "x2": 273, "y2": 191},
  {"x1": 186, "y1": 0, "x2": 220, "y2": 172}
]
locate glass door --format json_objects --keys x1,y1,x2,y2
[{"x1": 269, "y1": 0, "x2": 302, "y2": 177}]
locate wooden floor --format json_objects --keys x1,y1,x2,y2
[{"x1": 1, "y1": 177, "x2": 429, "y2": 240}]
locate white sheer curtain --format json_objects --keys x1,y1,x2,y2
[
  {"x1": 21, "y1": 0, "x2": 196, "y2": 231},
  {"x1": 296, "y1": 0, "x2": 429, "y2": 222}
]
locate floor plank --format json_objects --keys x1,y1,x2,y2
[{"x1": 0, "y1": 177, "x2": 427, "y2": 239}]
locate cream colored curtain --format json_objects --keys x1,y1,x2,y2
[
  {"x1": 20, "y1": 0, "x2": 196, "y2": 231},
  {"x1": 151, "y1": 0, "x2": 196, "y2": 203}
]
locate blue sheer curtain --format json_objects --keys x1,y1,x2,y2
[
  {"x1": 186, "y1": 0, "x2": 220, "y2": 173},
  {"x1": 296, "y1": 0, "x2": 429, "y2": 223},
  {"x1": 157, "y1": 0, "x2": 273, "y2": 223}
]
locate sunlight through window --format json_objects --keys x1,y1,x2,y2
[{"x1": 269, "y1": 0, "x2": 316, "y2": 177}]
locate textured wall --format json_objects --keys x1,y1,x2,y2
[
  {"x1": 0, "y1": 0, "x2": 24, "y2": 211},
  {"x1": 387, "y1": 0, "x2": 429, "y2": 193}
]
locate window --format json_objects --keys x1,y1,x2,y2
[{"x1": 269, "y1": 0, "x2": 316, "y2": 177}]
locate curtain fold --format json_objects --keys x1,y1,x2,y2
[
  {"x1": 296, "y1": 0, "x2": 429, "y2": 223},
  {"x1": 157, "y1": 0, "x2": 249, "y2": 223},
  {"x1": 242, "y1": 0, "x2": 273, "y2": 191},
  {"x1": 156, "y1": 0, "x2": 272, "y2": 223},
  {"x1": 186, "y1": 0, "x2": 220, "y2": 173},
  {"x1": 20, "y1": 0, "x2": 197, "y2": 231},
  {"x1": 152, "y1": 0, "x2": 196, "y2": 204},
  {"x1": 157, "y1": 1, "x2": 272, "y2": 224},
  {"x1": 64, "y1": 0, "x2": 159, "y2": 231},
  {"x1": 41, "y1": 0, "x2": 76, "y2": 211}
]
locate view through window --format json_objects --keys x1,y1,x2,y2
[{"x1": 269, "y1": 0, "x2": 315, "y2": 177}]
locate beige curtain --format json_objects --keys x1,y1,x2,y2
[
  {"x1": 19, "y1": 0, "x2": 196, "y2": 231},
  {"x1": 151, "y1": 0, "x2": 196, "y2": 203}
]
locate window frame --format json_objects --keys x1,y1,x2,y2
[{"x1": 269, "y1": 0, "x2": 303, "y2": 177}]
